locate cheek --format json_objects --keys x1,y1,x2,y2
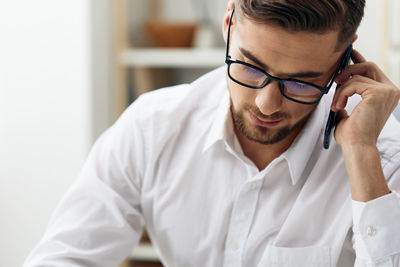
[
  {"x1": 228, "y1": 79, "x2": 254, "y2": 107},
  {"x1": 286, "y1": 103, "x2": 315, "y2": 122}
]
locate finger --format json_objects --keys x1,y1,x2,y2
[
  {"x1": 331, "y1": 76, "x2": 377, "y2": 111},
  {"x1": 335, "y1": 61, "x2": 386, "y2": 84},
  {"x1": 333, "y1": 109, "x2": 349, "y2": 143},
  {"x1": 333, "y1": 77, "x2": 375, "y2": 110},
  {"x1": 351, "y1": 49, "x2": 367, "y2": 64}
]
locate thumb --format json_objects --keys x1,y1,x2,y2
[{"x1": 334, "y1": 109, "x2": 349, "y2": 142}]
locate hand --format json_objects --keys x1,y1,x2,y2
[{"x1": 331, "y1": 49, "x2": 400, "y2": 147}]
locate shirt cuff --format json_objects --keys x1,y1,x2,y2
[{"x1": 352, "y1": 191, "x2": 400, "y2": 261}]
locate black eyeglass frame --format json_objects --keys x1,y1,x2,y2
[{"x1": 225, "y1": 8, "x2": 353, "y2": 105}]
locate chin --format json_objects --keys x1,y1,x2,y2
[{"x1": 243, "y1": 122, "x2": 294, "y2": 145}]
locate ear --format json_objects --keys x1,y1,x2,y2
[
  {"x1": 351, "y1": 34, "x2": 358, "y2": 44},
  {"x1": 221, "y1": 1, "x2": 236, "y2": 44}
]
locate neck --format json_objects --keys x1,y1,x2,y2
[{"x1": 234, "y1": 121, "x2": 306, "y2": 171}]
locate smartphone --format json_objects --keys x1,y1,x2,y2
[{"x1": 323, "y1": 45, "x2": 353, "y2": 149}]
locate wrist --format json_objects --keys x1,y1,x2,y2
[
  {"x1": 341, "y1": 144, "x2": 390, "y2": 202},
  {"x1": 338, "y1": 136, "x2": 377, "y2": 150},
  {"x1": 340, "y1": 142, "x2": 378, "y2": 158}
]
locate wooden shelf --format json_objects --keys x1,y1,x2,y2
[{"x1": 120, "y1": 48, "x2": 225, "y2": 68}]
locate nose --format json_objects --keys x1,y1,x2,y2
[{"x1": 255, "y1": 80, "x2": 283, "y2": 115}]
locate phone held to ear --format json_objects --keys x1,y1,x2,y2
[{"x1": 323, "y1": 45, "x2": 353, "y2": 149}]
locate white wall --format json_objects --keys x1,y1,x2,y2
[
  {"x1": 0, "y1": 1, "x2": 92, "y2": 266},
  {"x1": 91, "y1": 0, "x2": 113, "y2": 138},
  {"x1": 356, "y1": 0, "x2": 386, "y2": 68}
]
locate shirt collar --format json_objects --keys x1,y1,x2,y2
[
  {"x1": 281, "y1": 96, "x2": 329, "y2": 185},
  {"x1": 203, "y1": 90, "x2": 231, "y2": 153}
]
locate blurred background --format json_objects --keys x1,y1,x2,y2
[{"x1": 0, "y1": 0, "x2": 399, "y2": 266}]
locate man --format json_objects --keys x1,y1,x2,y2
[{"x1": 25, "y1": 0, "x2": 400, "y2": 266}]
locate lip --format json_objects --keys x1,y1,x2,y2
[{"x1": 248, "y1": 111, "x2": 282, "y2": 127}]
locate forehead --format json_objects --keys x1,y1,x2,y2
[{"x1": 234, "y1": 18, "x2": 342, "y2": 74}]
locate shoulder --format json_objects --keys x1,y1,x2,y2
[
  {"x1": 108, "y1": 66, "x2": 227, "y2": 153},
  {"x1": 97, "y1": 66, "x2": 227, "y2": 176},
  {"x1": 126, "y1": 66, "x2": 227, "y2": 130}
]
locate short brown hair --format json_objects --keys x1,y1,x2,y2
[{"x1": 236, "y1": 0, "x2": 365, "y2": 50}]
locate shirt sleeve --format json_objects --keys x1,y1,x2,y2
[
  {"x1": 351, "y1": 162, "x2": 400, "y2": 267},
  {"x1": 23, "y1": 103, "x2": 147, "y2": 267}
]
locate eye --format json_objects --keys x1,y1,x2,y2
[
  {"x1": 243, "y1": 66, "x2": 264, "y2": 78},
  {"x1": 284, "y1": 81, "x2": 321, "y2": 97},
  {"x1": 245, "y1": 67, "x2": 260, "y2": 74},
  {"x1": 290, "y1": 81, "x2": 310, "y2": 89}
]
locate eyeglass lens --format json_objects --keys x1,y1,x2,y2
[{"x1": 229, "y1": 62, "x2": 322, "y2": 103}]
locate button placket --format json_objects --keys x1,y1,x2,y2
[
  {"x1": 366, "y1": 225, "x2": 377, "y2": 237},
  {"x1": 223, "y1": 177, "x2": 263, "y2": 267}
]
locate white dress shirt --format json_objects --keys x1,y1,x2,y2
[{"x1": 24, "y1": 67, "x2": 400, "y2": 267}]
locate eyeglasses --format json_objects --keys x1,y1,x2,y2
[{"x1": 225, "y1": 8, "x2": 353, "y2": 105}]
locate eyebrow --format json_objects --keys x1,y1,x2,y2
[{"x1": 239, "y1": 47, "x2": 325, "y2": 78}]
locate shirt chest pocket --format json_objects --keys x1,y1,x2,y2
[{"x1": 257, "y1": 245, "x2": 331, "y2": 267}]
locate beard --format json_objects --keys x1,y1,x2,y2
[{"x1": 230, "y1": 99, "x2": 315, "y2": 145}]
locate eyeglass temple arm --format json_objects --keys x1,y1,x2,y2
[{"x1": 225, "y1": 8, "x2": 235, "y2": 59}]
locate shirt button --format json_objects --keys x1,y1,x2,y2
[
  {"x1": 229, "y1": 240, "x2": 240, "y2": 250},
  {"x1": 247, "y1": 181, "x2": 258, "y2": 190},
  {"x1": 366, "y1": 225, "x2": 377, "y2": 237}
]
